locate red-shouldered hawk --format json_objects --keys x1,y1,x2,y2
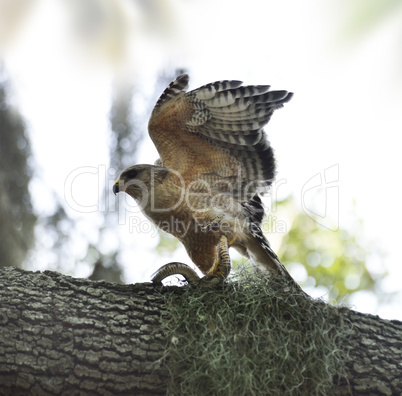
[{"x1": 113, "y1": 74, "x2": 297, "y2": 286}]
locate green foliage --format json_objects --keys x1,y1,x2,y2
[
  {"x1": 270, "y1": 197, "x2": 386, "y2": 302},
  {"x1": 342, "y1": 0, "x2": 402, "y2": 38},
  {"x1": 161, "y1": 271, "x2": 351, "y2": 396}
]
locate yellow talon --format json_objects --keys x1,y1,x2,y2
[
  {"x1": 207, "y1": 257, "x2": 221, "y2": 277},
  {"x1": 228, "y1": 236, "x2": 237, "y2": 247}
]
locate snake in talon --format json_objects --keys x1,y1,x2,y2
[
  {"x1": 152, "y1": 235, "x2": 232, "y2": 286},
  {"x1": 151, "y1": 262, "x2": 201, "y2": 285}
]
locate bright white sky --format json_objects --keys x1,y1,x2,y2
[{"x1": 2, "y1": 0, "x2": 402, "y2": 319}]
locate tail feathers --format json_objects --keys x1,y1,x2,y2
[
  {"x1": 247, "y1": 225, "x2": 288, "y2": 277},
  {"x1": 246, "y1": 224, "x2": 305, "y2": 293},
  {"x1": 241, "y1": 194, "x2": 265, "y2": 225}
]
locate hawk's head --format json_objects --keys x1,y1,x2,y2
[{"x1": 113, "y1": 164, "x2": 169, "y2": 201}]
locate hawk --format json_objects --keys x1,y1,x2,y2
[{"x1": 113, "y1": 74, "x2": 295, "y2": 285}]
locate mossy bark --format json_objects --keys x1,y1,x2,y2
[{"x1": 0, "y1": 267, "x2": 401, "y2": 395}]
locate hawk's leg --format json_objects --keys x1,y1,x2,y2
[
  {"x1": 200, "y1": 214, "x2": 225, "y2": 233},
  {"x1": 205, "y1": 235, "x2": 232, "y2": 279}
]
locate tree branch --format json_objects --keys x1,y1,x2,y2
[{"x1": 0, "y1": 267, "x2": 401, "y2": 395}]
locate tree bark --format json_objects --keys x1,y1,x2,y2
[{"x1": 0, "y1": 267, "x2": 401, "y2": 395}]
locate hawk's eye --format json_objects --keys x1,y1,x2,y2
[{"x1": 125, "y1": 169, "x2": 138, "y2": 179}]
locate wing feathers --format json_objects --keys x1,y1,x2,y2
[
  {"x1": 153, "y1": 74, "x2": 189, "y2": 111},
  {"x1": 149, "y1": 74, "x2": 292, "y2": 197},
  {"x1": 194, "y1": 80, "x2": 243, "y2": 100},
  {"x1": 201, "y1": 85, "x2": 273, "y2": 108},
  {"x1": 207, "y1": 120, "x2": 265, "y2": 133},
  {"x1": 197, "y1": 126, "x2": 263, "y2": 145}
]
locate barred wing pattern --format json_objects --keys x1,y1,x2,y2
[{"x1": 148, "y1": 74, "x2": 292, "y2": 198}]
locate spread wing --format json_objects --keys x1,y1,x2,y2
[{"x1": 148, "y1": 74, "x2": 292, "y2": 199}]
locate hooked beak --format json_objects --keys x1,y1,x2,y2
[{"x1": 113, "y1": 180, "x2": 120, "y2": 195}]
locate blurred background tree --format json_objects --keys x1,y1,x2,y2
[{"x1": 0, "y1": 76, "x2": 36, "y2": 268}]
